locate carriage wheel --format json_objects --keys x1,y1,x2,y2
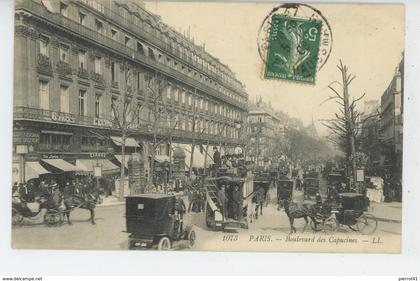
[
  {"x1": 12, "y1": 208, "x2": 23, "y2": 225},
  {"x1": 323, "y1": 217, "x2": 339, "y2": 233},
  {"x1": 187, "y1": 230, "x2": 196, "y2": 248},
  {"x1": 44, "y1": 210, "x2": 63, "y2": 226},
  {"x1": 356, "y1": 214, "x2": 378, "y2": 235},
  {"x1": 157, "y1": 236, "x2": 171, "y2": 250}
]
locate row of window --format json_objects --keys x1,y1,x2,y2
[
  {"x1": 56, "y1": 1, "x2": 246, "y2": 103},
  {"x1": 38, "y1": 80, "x2": 240, "y2": 139},
  {"x1": 165, "y1": 85, "x2": 241, "y2": 120},
  {"x1": 39, "y1": 37, "x2": 246, "y2": 106},
  {"x1": 39, "y1": 80, "x2": 102, "y2": 118}
]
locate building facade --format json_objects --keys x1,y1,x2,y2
[
  {"x1": 13, "y1": 0, "x2": 248, "y2": 183},
  {"x1": 379, "y1": 56, "x2": 404, "y2": 177},
  {"x1": 246, "y1": 98, "x2": 280, "y2": 165}
]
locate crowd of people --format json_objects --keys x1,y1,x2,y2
[{"x1": 12, "y1": 174, "x2": 116, "y2": 205}]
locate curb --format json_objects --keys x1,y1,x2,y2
[
  {"x1": 97, "y1": 201, "x2": 125, "y2": 207},
  {"x1": 374, "y1": 217, "x2": 401, "y2": 224}
]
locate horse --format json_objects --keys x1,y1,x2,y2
[
  {"x1": 62, "y1": 191, "x2": 99, "y2": 225},
  {"x1": 281, "y1": 198, "x2": 316, "y2": 234}
]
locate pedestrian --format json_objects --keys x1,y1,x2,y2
[
  {"x1": 187, "y1": 187, "x2": 196, "y2": 213},
  {"x1": 213, "y1": 146, "x2": 221, "y2": 168},
  {"x1": 232, "y1": 185, "x2": 242, "y2": 220},
  {"x1": 175, "y1": 195, "x2": 186, "y2": 232},
  {"x1": 265, "y1": 191, "x2": 271, "y2": 207},
  {"x1": 217, "y1": 185, "x2": 228, "y2": 219},
  {"x1": 256, "y1": 187, "x2": 265, "y2": 216},
  {"x1": 198, "y1": 188, "x2": 206, "y2": 212}
]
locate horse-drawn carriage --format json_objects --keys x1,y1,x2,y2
[
  {"x1": 204, "y1": 174, "x2": 253, "y2": 231},
  {"x1": 310, "y1": 193, "x2": 378, "y2": 234},
  {"x1": 252, "y1": 175, "x2": 271, "y2": 219},
  {"x1": 303, "y1": 177, "x2": 320, "y2": 200},
  {"x1": 12, "y1": 195, "x2": 64, "y2": 226},
  {"x1": 277, "y1": 179, "x2": 295, "y2": 202},
  {"x1": 125, "y1": 194, "x2": 196, "y2": 250},
  {"x1": 334, "y1": 193, "x2": 378, "y2": 234}
]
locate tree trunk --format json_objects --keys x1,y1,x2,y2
[
  {"x1": 341, "y1": 66, "x2": 357, "y2": 189},
  {"x1": 189, "y1": 141, "x2": 195, "y2": 177},
  {"x1": 119, "y1": 132, "x2": 126, "y2": 201},
  {"x1": 203, "y1": 140, "x2": 210, "y2": 175}
]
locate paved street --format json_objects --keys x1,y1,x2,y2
[{"x1": 12, "y1": 187, "x2": 402, "y2": 251}]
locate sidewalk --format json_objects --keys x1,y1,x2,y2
[
  {"x1": 97, "y1": 196, "x2": 124, "y2": 207},
  {"x1": 368, "y1": 201, "x2": 402, "y2": 223}
]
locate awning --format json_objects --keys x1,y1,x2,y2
[
  {"x1": 41, "y1": 159, "x2": 84, "y2": 172},
  {"x1": 76, "y1": 159, "x2": 120, "y2": 174},
  {"x1": 177, "y1": 144, "x2": 213, "y2": 169},
  {"x1": 155, "y1": 155, "x2": 170, "y2": 163},
  {"x1": 25, "y1": 161, "x2": 50, "y2": 181},
  {"x1": 114, "y1": 155, "x2": 128, "y2": 169},
  {"x1": 111, "y1": 136, "x2": 140, "y2": 147}
]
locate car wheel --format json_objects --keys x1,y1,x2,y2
[
  {"x1": 157, "y1": 236, "x2": 171, "y2": 250},
  {"x1": 187, "y1": 230, "x2": 196, "y2": 248}
]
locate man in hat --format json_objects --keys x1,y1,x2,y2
[
  {"x1": 213, "y1": 146, "x2": 221, "y2": 168},
  {"x1": 232, "y1": 185, "x2": 242, "y2": 220},
  {"x1": 217, "y1": 185, "x2": 229, "y2": 219}
]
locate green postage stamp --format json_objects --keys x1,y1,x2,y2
[{"x1": 264, "y1": 15, "x2": 323, "y2": 84}]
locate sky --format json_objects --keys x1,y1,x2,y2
[{"x1": 144, "y1": 2, "x2": 404, "y2": 135}]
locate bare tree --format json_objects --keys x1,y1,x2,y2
[
  {"x1": 321, "y1": 60, "x2": 366, "y2": 187},
  {"x1": 111, "y1": 65, "x2": 147, "y2": 200}
]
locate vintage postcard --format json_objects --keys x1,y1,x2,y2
[{"x1": 11, "y1": 1, "x2": 404, "y2": 253}]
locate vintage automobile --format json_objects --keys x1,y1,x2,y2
[
  {"x1": 303, "y1": 177, "x2": 320, "y2": 200},
  {"x1": 276, "y1": 179, "x2": 295, "y2": 208},
  {"x1": 334, "y1": 193, "x2": 378, "y2": 235},
  {"x1": 205, "y1": 174, "x2": 253, "y2": 231},
  {"x1": 125, "y1": 194, "x2": 196, "y2": 250}
]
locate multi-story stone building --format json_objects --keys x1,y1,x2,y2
[
  {"x1": 379, "y1": 56, "x2": 404, "y2": 177},
  {"x1": 246, "y1": 97, "x2": 280, "y2": 165},
  {"x1": 13, "y1": 0, "x2": 248, "y2": 183}
]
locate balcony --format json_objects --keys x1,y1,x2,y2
[
  {"x1": 111, "y1": 80, "x2": 119, "y2": 89},
  {"x1": 37, "y1": 54, "x2": 52, "y2": 76},
  {"x1": 15, "y1": 0, "x2": 247, "y2": 110},
  {"x1": 90, "y1": 71, "x2": 105, "y2": 86},
  {"x1": 77, "y1": 67, "x2": 89, "y2": 79},
  {"x1": 56, "y1": 61, "x2": 73, "y2": 78},
  {"x1": 13, "y1": 106, "x2": 242, "y2": 145}
]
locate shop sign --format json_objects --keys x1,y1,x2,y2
[
  {"x1": 356, "y1": 169, "x2": 365, "y2": 182},
  {"x1": 41, "y1": 154, "x2": 60, "y2": 159},
  {"x1": 13, "y1": 131, "x2": 39, "y2": 144},
  {"x1": 94, "y1": 118, "x2": 113, "y2": 128},
  {"x1": 51, "y1": 111, "x2": 75, "y2": 124},
  {"x1": 16, "y1": 145, "x2": 28, "y2": 154},
  {"x1": 94, "y1": 165, "x2": 102, "y2": 177},
  {"x1": 89, "y1": 152, "x2": 107, "y2": 158},
  {"x1": 25, "y1": 152, "x2": 40, "y2": 161}
]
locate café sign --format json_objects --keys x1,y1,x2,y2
[
  {"x1": 94, "y1": 118, "x2": 113, "y2": 128},
  {"x1": 51, "y1": 111, "x2": 75, "y2": 124}
]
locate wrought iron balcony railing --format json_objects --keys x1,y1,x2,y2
[
  {"x1": 13, "y1": 106, "x2": 242, "y2": 145},
  {"x1": 37, "y1": 54, "x2": 52, "y2": 76},
  {"x1": 77, "y1": 67, "x2": 89, "y2": 79},
  {"x1": 15, "y1": 0, "x2": 247, "y2": 110}
]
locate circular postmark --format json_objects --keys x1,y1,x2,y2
[{"x1": 258, "y1": 3, "x2": 333, "y2": 72}]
